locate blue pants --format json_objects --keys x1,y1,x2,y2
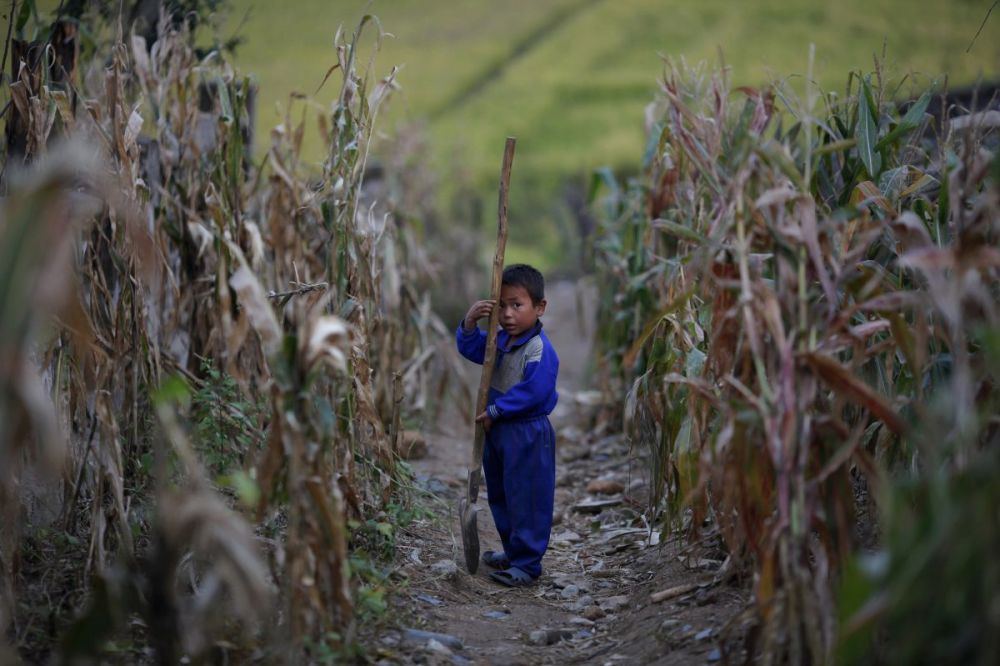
[{"x1": 482, "y1": 416, "x2": 556, "y2": 579}]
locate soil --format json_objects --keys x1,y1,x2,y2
[{"x1": 375, "y1": 281, "x2": 750, "y2": 665}]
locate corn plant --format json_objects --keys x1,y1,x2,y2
[
  {"x1": 1, "y1": 8, "x2": 443, "y2": 662},
  {"x1": 592, "y1": 59, "x2": 998, "y2": 663}
]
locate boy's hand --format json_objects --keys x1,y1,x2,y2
[
  {"x1": 475, "y1": 410, "x2": 493, "y2": 433},
  {"x1": 463, "y1": 300, "x2": 496, "y2": 331}
]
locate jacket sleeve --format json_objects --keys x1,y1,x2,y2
[
  {"x1": 487, "y1": 343, "x2": 558, "y2": 420},
  {"x1": 455, "y1": 322, "x2": 487, "y2": 364}
]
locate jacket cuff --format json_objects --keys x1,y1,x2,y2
[
  {"x1": 458, "y1": 320, "x2": 478, "y2": 336},
  {"x1": 487, "y1": 404, "x2": 501, "y2": 420}
]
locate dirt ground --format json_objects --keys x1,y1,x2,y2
[{"x1": 371, "y1": 281, "x2": 750, "y2": 665}]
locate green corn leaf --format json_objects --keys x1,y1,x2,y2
[
  {"x1": 938, "y1": 165, "x2": 950, "y2": 230},
  {"x1": 642, "y1": 122, "x2": 666, "y2": 169},
  {"x1": 856, "y1": 78, "x2": 882, "y2": 178},
  {"x1": 154, "y1": 374, "x2": 191, "y2": 405},
  {"x1": 15, "y1": 0, "x2": 34, "y2": 32},
  {"x1": 216, "y1": 79, "x2": 234, "y2": 123},
  {"x1": 754, "y1": 142, "x2": 806, "y2": 191},
  {"x1": 588, "y1": 166, "x2": 619, "y2": 204},
  {"x1": 876, "y1": 91, "x2": 931, "y2": 150},
  {"x1": 652, "y1": 218, "x2": 708, "y2": 245},
  {"x1": 815, "y1": 138, "x2": 857, "y2": 156}
]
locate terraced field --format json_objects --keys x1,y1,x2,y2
[
  {"x1": 228, "y1": 0, "x2": 994, "y2": 174},
  {"x1": 219, "y1": 0, "x2": 996, "y2": 266},
  {"x1": 30, "y1": 0, "x2": 998, "y2": 265}
]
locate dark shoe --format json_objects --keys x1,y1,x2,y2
[
  {"x1": 488, "y1": 567, "x2": 535, "y2": 588},
  {"x1": 481, "y1": 550, "x2": 510, "y2": 569}
]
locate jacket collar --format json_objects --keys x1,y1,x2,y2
[{"x1": 499, "y1": 320, "x2": 544, "y2": 352}]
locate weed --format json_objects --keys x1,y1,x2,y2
[{"x1": 191, "y1": 359, "x2": 266, "y2": 477}]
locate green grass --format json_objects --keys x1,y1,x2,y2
[
  {"x1": 214, "y1": 0, "x2": 997, "y2": 267},
  {"x1": 223, "y1": 0, "x2": 995, "y2": 171},
  {"x1": 36, "y1": 0, "x2": 1000, "y2": 268}
]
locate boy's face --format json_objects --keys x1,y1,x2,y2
[{"x1": 498, "y1": 284, "x2": 546, "y2": 338}]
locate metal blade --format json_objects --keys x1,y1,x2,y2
[{"x1": 458, "y1": 496, "x2": 480, "y2": 574}]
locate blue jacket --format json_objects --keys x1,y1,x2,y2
[{"x1": 456, "y1": 321, "x2": 559, "y2": 421}]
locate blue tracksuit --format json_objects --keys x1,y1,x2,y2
[{"x1": 456, "y1": 320, "x2": 559, "y2": 579}]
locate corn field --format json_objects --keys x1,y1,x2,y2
[
  {"x1": 591, "y1": 59, "x2": 1000, "y2": 663},
  {"x1": 0, "y1": 6, "x2": 458, "y2": 662},
  {"x1": 3, "y1": 2, "x2": 998, "y2": 664}
]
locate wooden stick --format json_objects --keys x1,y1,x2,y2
[
  {"x1": 649, "y1": 582, "x2": 700, "y2": 604},
  {"x1": 468, "y1": 137, "x2": 515, "y2": 499}
]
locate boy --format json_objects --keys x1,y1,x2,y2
[{"x1": 456, "y1": 264, "x2": 559, "y2": 587}]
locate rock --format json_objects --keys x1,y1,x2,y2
[
  {"x1": 483, "y1": 609, "x2": 510, "y2": 620},
  {"x1": 586, "y1": 479, "x2": 625, "y2": 495},
  {"x1": 628, "y1": 478, "x2": 647, "y2": 492},
  {"x1": 573, "y1": 390, "x2": 605, "y2": 406},
  {"x1": 401, "y1": 629, "x2": 463, "y2": 651},
  {"x1": 568, "y1": 616, "x2": 595, "y2": 626},
  {"x1": 557, "y1": 425, "x2": 584, "y2": 443},
  {"x1": 695, "y1": 628, "x2": 713, "y2": 641},
  {"x1": 551, "y1": 530, "x2": 582, "y2": 544},
  {"x1": 550, "y1": 575, "x2": 571, "y2": 588},
  {"x1": 560, "y1": 447, "x2": 591, "y2": 463},
  {"x1": 696, "y1": 588, "x2": 718, "y2": 605},
  {"x1": 707, "y1": 648, "x2": 722, "y2": 662},
  {"x1": 598, "y1": 595, "x2": 629, "y2": 612},
  {"x1": 582, "y1": 605, "x2": 606, "y2": 621},
  {"x1": 430, "y1": 559, "x2": 458, "y2": 578},
  {"x1": 528, "y1": 628, "x2": 574, "y2": 646},
  {"x1": 560, "y1": 584, "x2": 580, "y2": 599},
  {"x1": 415, "y1": 474, "x2": 450, "y2": 496},
  {"x1": 399, "y1": 430, "x2": 427, "y2": 460},
  {"x1": 415, "y1": 593, "x2": 443, "y2": 606},
  {"x1": 528, "y1": 630, "x2": 548, "y2": 646},
  {"x1": 426, "y1": 638, "x2": 453, "y2": 656},
  {"x1": 570, "y1": 594, "x2": 595, "y2": 612}
]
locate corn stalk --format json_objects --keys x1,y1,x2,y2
[
  {"x1": 593, "y1": 60, "x2": 998, "y2": 663},
  {"x1": 1, "y1": 9, "x2": 441, "y2": 661}
]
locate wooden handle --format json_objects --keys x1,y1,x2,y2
[{"x1": 471, "y1": 137, "x2": 515, "y2": 471}]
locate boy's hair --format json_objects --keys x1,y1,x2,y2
[{"x1": 502, "y1": 264, "x2": 545, "y2": 304}]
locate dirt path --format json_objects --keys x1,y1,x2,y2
[{"x1": 380, "y1": 281, "x2": 748, "y2": 665}]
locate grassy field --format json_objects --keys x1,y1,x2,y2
[
  {"x1": 223, "y1": 0, "x2": 995, "y2": 169},
  {"x1": 33, "y1": 0, "x2": 994, "y2": 266},
  {"x1": 211, "y1": 0, "x2": 998, "y2": 266}
]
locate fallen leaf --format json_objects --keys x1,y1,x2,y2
[{"x1": 573, "y1": 498, "x2": 622, "y2": 514}]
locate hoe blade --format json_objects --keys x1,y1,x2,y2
[{"x1": 458, "y1": 497, "x2": 480, "y2": 574}]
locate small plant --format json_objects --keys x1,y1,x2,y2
[{"x1": 191, "y1": 359, "x2": 266, "y2": 477}]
